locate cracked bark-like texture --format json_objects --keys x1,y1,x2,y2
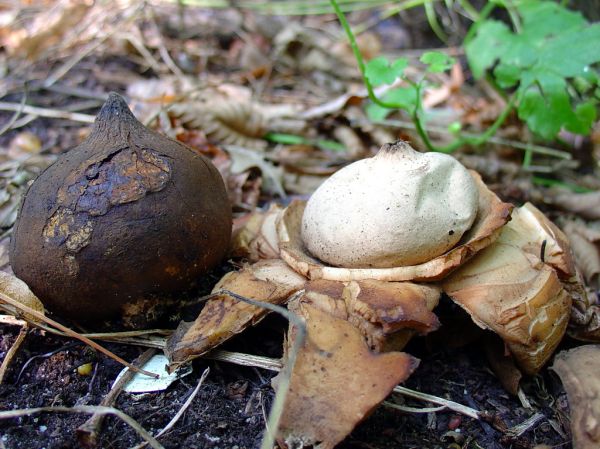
[{"x1": 10, "y1": 93, "x2": 231, "y2": 325}]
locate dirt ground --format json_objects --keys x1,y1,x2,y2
[
  {"x1": 0, "y1": 305, "x2": 573, "y2": 449},
  {"x1": 0, "y1": 2, "x2": 598, "y2": 449}
]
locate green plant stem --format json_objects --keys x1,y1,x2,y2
[
  {"x1": 353, "y1": 0, "x2": 435, "y2": 35},
  {"x1": 463, "y1": 1, "x2": 496, "y2": 45},
  {"x1": 331, "y1": 0, "x2": 515, "y2": 152},
  {"x1": 424, "y1": 1, "x2": 448, "y2": 43},
  {"x1": 457, "y1": 0, "x2": 480, "y2": 21}
]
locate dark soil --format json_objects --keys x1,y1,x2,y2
[{"x1": 0, "y1": 300, "x2": 572, "y2": 449}]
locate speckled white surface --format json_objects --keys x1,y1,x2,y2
[{"x1": 301, "y1": 141, "x2": 479, "y2": 268}]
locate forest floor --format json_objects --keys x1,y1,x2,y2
[{"x1": 0, "y1": 1, "x2": 599, "y2": 448}]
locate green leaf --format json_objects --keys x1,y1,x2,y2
[
  {"x1": 493, "y1": 63, "x2": 520, "y2": 88},
  {"x1": 365, "y1": 56, "x2": 408, "y2": 87},
  {"x1": 264, "y1": 133, "x2": 306, "y2": 144},
  {"x1": 517, "y1": 71, "x2": 596, "y2": 140},
  {"x1": 420, "y1": 51, "x2": 455, "y2": 73},
  {"x1": 365, "y1": 86, "x2": 418, "y2": 121},
  {"x1": 540, "y1": 24, "x2": 600, "y2": 78},
  {"x1": 568, "y1": 101, "x2": 597, "y2": 135},
  {"x1": 518, "y1": 1, "x2": 586, "y2": 43},
  {"x1": 465, "y1": 20, "x2": 513, "y2": 79}
]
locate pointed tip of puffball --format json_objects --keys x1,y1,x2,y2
[
  {"x1": 378, "y1": 140, "x2": 417, "y2": 157},
  {"x1": 95, "y1": 92, "x2": 137, "y2": 125}
]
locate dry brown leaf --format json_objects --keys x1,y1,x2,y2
[
  {"x1": 443, "y1": 209, "x2": 573, "y2": 375},
  {"x1": 278, "y1": 171, "x2": 512, "y2": 282},
  {"x1": 504, "y1": 203, "x2": 576, "y2": 278},
  {"x1": 0, "y1": 272, "x2": 45, "y2": 323},
  {"x1": 552, "y1": 345, "x2": 600, "y2": 449},
  {"x1": 231, "y1": 204, "x2": 283, "y2": 261},
  {"x1": 562, "y1": 222, "x2": 600, "y2": 288},
  {"x1": 166, "y1": 259, "x2": 305, "y2": 367},
  {"x1": 274, "y1": 300, "x2": 418, "y2": 449},
  {"x1": 171, "y1": 98, "x2": 269, "y2": 150},
  {"x1": 343, "y1": 280, "x2": 440, "y2": 351},
  {"x1": 302, "y1": 279, "x2": 440, "y2": 352},
  {"x1": 9, "y1": 1, "x2": 92, "y2": 59},
  {"x1": 551, "y1": 191, "x2": 600, "y2": 221},
  {"x1": 568, "y1": 277, "x2": 600, "y2": 342}
]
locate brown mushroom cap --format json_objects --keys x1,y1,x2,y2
[{"x1": 10, "y1": 93, "x2": 232, "y2": 325}]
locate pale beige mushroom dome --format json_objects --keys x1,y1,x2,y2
[{"x1": 301, "y1": 141, "x2": 479, "y2": 268}]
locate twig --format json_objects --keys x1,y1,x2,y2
[
  {"x1": 120, "y1": 29, "x2": 163, "y2": 74},
  {"x1": 0, "y1": 406, "x2": 164, "y2": 449},
  {"x1": 383, "y1": 401, "x2": 447, "y2": 414},
  {"x1": 77, "y1": 348, "x2": 157, "y2": 448},
  {"x1": 505, "y1": 412, "x2": 546, "y2": 437},
  {"x1": 0, "y1": 94, "x2": 26, "y2": 137},
  {"x1": 43, "y1": 38, "x2": 108, "y2": 88},
  {"x1": 0, "y1": 323, "x2": 28, "y2": 384},
  {"x1": 393, "y1": 385, "x2": 480, "y2": 419},
  {"x1": 131, "y1": 367, "x2": 210, "y2": 449},
  {"x1": 0, "y1": 293, "x2": 158, "y2": 378},
  {"x1": 0, "y1": 102, "x2": 95, "y2": 123},
  {"x1": 208, "y1": 350, "x2": 283, "y2": 371}
]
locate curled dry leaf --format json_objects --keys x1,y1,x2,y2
[
  {"x1": 170, "y1": 92, "x2": 305, "y2": 151},
  {"x1": 562, "y1": 221, "x2": 600, "y2": 288},
  {"x1": 231, "y1": 204, "x2": 283, "y2": 261},
  {"x1": 166, "y1": 259, "x2": 305, "y2": 367},
  {"x1": 302, "y1": 279, "x2": 440, "y2": 352},
  {"x1": 503, "y1": 203, "x2": 576, "y2": 278},
  {"x1": 551, "y1": 191, "x2": 600, "y2": 221},
  {"x1": 443, "y1": 204, "x2": 574, "y2": 374},
  {"x1": 551, "y1": 345, "x2": 600, "y2": 449},
  {"x1": 274, "y1": 299, "x2": 418, "y2": 449},
  {"x1": 171, "y1": 97, "x2": 270, "y2": 150},
  {"x1": 0, "y1": 272, "x2": 45, "y2": 323},
  {"x1": 278, "y1": 171, "x2": 512, "y2": 282}
]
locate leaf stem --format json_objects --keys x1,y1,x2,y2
[{"x1": 330, "y1": 0, "x2": 515, "y2": 153}]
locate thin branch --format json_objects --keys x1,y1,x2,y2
[
  {"x1": 0, "y1": 102, "x2": 95, "y2": 123},
  {"x1": 383, "y1": 401, "x2": 447, "y2": 414},
  {"x1": 77, "y1": 349, "x2": 157, "y2": 447},
  {"x1": 132, "y1": 367, "x2": 210, "y2": 449},
  {"x1": 0, "y1": 323, "x2": 28, "y2": 384},
  {"x1": 0, "y1": 406, "x2": 164, "y2": 449},
  {"x1": 393, "y1": 385, "x2": 480, "y2": 419}
]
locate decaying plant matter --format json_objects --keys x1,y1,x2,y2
[
  {"x1": 167, "y1": 140, "x2": 588, "y2": 446},
  {"x1": 552, "y1": 345, "x2": 600, "y2": 449},
  {"x1": 10, "y1": 93, "x2": 232, "y2": 327}
]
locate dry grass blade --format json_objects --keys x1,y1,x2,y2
[
  {"x1": 0, "y1": 293, "x2": 158, "y2": 378},
  {"x1": 0, "y1": 406, "x2": 164, "y2": 449},
  {"x1": 131, "y1": 367, "x2": 210, "y2": 449},
  {"x1": 393, "y1": 385, "x2": 480, "y2": 420},
  {"x1": 77, "y1": 349, "x2": 157, "y2": 448},
  {"x1": 0, "y1": 323, "x2": 28, "y2": 384},
  {"x1": 0, "y1": 102, "x2": 95, "y2": 123}
]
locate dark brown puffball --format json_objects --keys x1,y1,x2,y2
[{"x1": 10, "y1": 93, "x2": 232, "y2": 325}]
